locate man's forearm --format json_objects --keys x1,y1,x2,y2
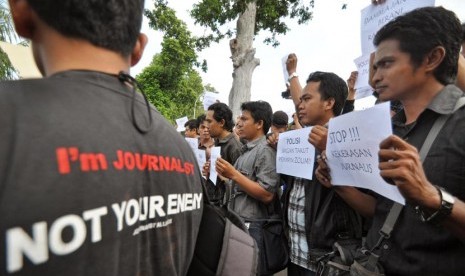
[
  {"x1": 334, "y1": 186, "x2": 376, "y2": 218},
  {"x1": 289, "y1": 77, "x2": 303, "y2": 108},
  {"x1": 231, "y1": 171, "x2": 274, "y2": 204}
]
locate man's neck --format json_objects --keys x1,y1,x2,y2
[
  {"x1": 200, "y1": 137, "x2": 214, "y2": 146},
  {"x1": 218, "y1": 130, "x2": 231, "y2": 140},
  {"x1": 33, "y1": 24, "x2": 130, "y2": 77},
  {"x1": 245, "y1": 133, "x2": 264, "y2": 143},
  {"x1": 401, "y1": 80, "x2": 445, "y2": 124}
]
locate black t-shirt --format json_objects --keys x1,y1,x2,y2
[
  {"x1": 0, "y1": 71, "x2": 203, "y2": 275},
  {"x1": 366, "y1": 86, "x2": 465, "y2": 275}
]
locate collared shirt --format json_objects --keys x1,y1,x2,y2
[
  {"x1": 205, "y1": 133, "x2": 243, "y2": 205},
  {"x1": 366, "y1": 85, "x2": 465, "y2": 276},
  {"x1": 229, "y1": 136, "x2": 280, "y2": 219},
  {"x1": 215, "y1": 132, "x2": 242, "y2": 165},
  {"x1": 287, "y1": 177, "x2": 316, "y2": 271}
]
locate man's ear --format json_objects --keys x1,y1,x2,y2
[
  {"x1": 325, "y1": 98, "x2": 335, "y2": 112},
  {"x1": 8, "y1": 0, "x2": 35, "y2": 39},
  {"x1": 131, "y1": 33, "x2": 148, "y2": 67},
  {"x1": 424, "y1": 46, "x2": 446, "y2": 73}
]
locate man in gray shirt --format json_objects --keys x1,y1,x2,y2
[
  {"x1": 204, "y1": 102, "x2": 242, "y2": 205},
  {"x1": 216, "y1": 101, "x2": 279, "y2": 275}
]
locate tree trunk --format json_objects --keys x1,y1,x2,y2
[{"x1": 228, "y1": 1, "x2": 260, "y2": 119}]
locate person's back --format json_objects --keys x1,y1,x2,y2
[{"x1": 0, "y1": 1, "x2": 203, "y2": 275}]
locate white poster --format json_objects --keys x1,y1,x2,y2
[
  {"x1": 276, "y1": 127, "x2": 315, "y2": 180},
  {"x1": 353, "y1": 54, "x2": 374, "y2": 99},
  {"x1": 195, "y1": 149, "x2": 206, "y2": 172},
  {"x1": 209, "y1": 147, "x2": 221, "y2": 185},
  {"x1": 175, "y1": 116, "x2": 188, "y2": 132},
  {"x1": 360, "y1": 0, "x2": 434, "y2": 54},
  {"x1": 282, "y1": 54, "x2": 290, "y2": 85},
  {"x1": 185, "y1": 137, "x2": 198, "y2": 151},
  {"x1": 326, "y1": 102, "x2": 404, "y2": 204},
  {"x1": 203, "y1": 92, "x2": 219, "y2": 110}
]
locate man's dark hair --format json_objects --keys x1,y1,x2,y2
[
  {"x1": 240, "y1": 101, "x2": 273, "y2": 134},
  {"x1": 462, "y1": 23, "x2": 465, "y2": 43},
  {"x1": 208, "y1": 103, "x2": 234, "y2": 132},
  {"x1": 306, "y1": 71, "x2": 348, "y2": 116},
  {"x1": 374, "y1": 6, "x2": 462, "y2": 85},
  {"x1": 184, "y1": 119, "x2": 199, "y2": 130},
  {"x1": 197, "y1": 114, "x2": 207, "y2": 125},
  {"x1": 26, "y1": 0, "x2": 144, "y2": 56},
  {"x1": 272, "y1": 111, "x2": 289, "y2": 127}
]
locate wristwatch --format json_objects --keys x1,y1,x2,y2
[
  {"x1": 288, "y1": 72, "x2": 299, "y2": 82},
  {"x1": 416, "y1": 185, "x2": 455, "y2": 225}
]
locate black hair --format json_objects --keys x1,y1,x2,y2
[
  {"x1": 462, "y1": 23, "x2": 465, "y2": 43},
  {"x1": 207, "y1": 102, "x2": 234, "y2": 132},
  {"x1": 240, "y1": 101, "x2": 273, "y2": 134},
  {"x1": 197, "y1": 114, "x2": 207, "y2": 125},
  {"x1": 184, "y1": 119, "x2": 199, "y2": 130},
  {"x1": 374, "y1": 6, "x2": 461, "y2": 85},
  {"x1": 26, "y1": 0, "x2": 144, "y2": 56},
  {"x1": 306, "y1": 71, "x2": 348, "y2": 116},
  {"x1": 272, "y1": 111, "x2": 289, "y2": 127}
]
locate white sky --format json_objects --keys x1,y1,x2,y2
[{"x1": 132, "y1": 0, "x2": 465, "y2": 115}]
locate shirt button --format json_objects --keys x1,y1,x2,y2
[{"x1": 383, "y1": 244, "x2": 389, "y2": 250}]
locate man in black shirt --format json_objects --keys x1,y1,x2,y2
[
  {"x1": 203, "y1": 102, "x2": 242, "y2": 205},
  {"x1": 0, "y1": 0, "x2": 203, "y2": 275},
  {"x1": 316, "y1": 7, "x2": 465, "y2": 275}
]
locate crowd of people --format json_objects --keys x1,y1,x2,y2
[{"x1": 2, "y1": 0, "x2": 465, "y2": 275}]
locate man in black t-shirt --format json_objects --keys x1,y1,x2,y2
[
  {"x1": 203, "y1": 102, "x2": 242, "y2": 205},
  {"x1": 316, "y1": 7, "x2": 465, "y2": 275},
  {"x1": 0, "y1": 0, "x2": 203, "y2": 275}
]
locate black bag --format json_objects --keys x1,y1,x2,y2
[
  {"x1": 316, "y1": 202, "x2": 402, "y2": 276},
  {"x1": 316, "y1": 243, "x2": 384, "y2": 276},
  {"x1": 308, "y1": 186, "x2": 363, "y2": 249},
  {"x1": 187, "y1": 184, "x2": 259, "y2": 276},
  {"x1": 246, "y1": 217, "x2": 289, "y2": 275}
]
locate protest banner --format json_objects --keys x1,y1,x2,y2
[
  {"x1": 195, "y1": 149, "x2": 206, "y2": 173},
  {"x1": 185, "y1": 137, "x2": 198, "y2": 151},
  {"x1": 209, "y1": 147, "x2": 221, "y2": 185},
  {"x1": 276, "y1": 127, "x2": 315, "y2": 180},
  {"x1": 185, "y1": 138, "x2": 206, "y2": 170},
  {"x1": 175, "y1": 116, "x2": 188, "y2": 132},
  {"x1": 282, "y1": 54, "x2": 289, "y2": 85},
  {"x1": 326, "y1": 102, "x2": 404, "y2": 204},
  {"x1": 360, "y1": 0, "x2": 434, "y2": 54},
  {"x1": 353, "y1": 54, "x2": 374, "y2": 99},
  {"x1": 203, "y1": 92, "x2": 219, "y2": 110}
]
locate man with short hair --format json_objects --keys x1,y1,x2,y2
[
  {"x1": 280, "y1": 72, "x2": 361, "y2": 276},
  {"x1": 197, "y1": 114, "x2": 215, "y2": 158},
  {"x1": 184, "y1": 119, "x2": 199, "y2": 138},
  {"x1": 215, "y1": 101, "x2": 280, "y2": 275},
  {"x1": 270, "y1": 110, "x2": 289, "y2": 135},
  {"x1": 0, "y1": 0, "x2": 203, "y2": 275},
  {"x1": 316, "y1": 7, "x2": 465, "y2": 275},
  {"x1": 461, "y1": 23, "x2": 465, "y2": 58},
  {"x1": 204, "y1": 102, "x2": 242, "y2": 205}
]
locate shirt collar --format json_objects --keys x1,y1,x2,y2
[
  {"x1": 426, "y1": 84, "x2": 464, "y2": 115},
  {"x1": 392, "y1": 84, "x2": 464, "y2": 127},
  {"x1": 216, "y1": 132, "x2": 235, "y2": 144},
  {"x1": 243, "y1": 135, "x2": 266, "y2": 151}
]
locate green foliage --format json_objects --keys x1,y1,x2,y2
[
  {"x1": 0, "y1": 0, "x2": 18, "y2": 80},
  {"x1": 138, "y1": 1, "x2": 210, "y2": 123},
  {"x1": 0, "y1": 47, "x2": 16, "y2": 80},
  {"x1": 204, "y1": 83, "x2": 218, "y2": 93},
  {"x1": 144, "y1": 0, "x2": 207, "y2": 71},
  {"x1": 191, "y1": 0, "x2": 314, "y2": 47}
]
